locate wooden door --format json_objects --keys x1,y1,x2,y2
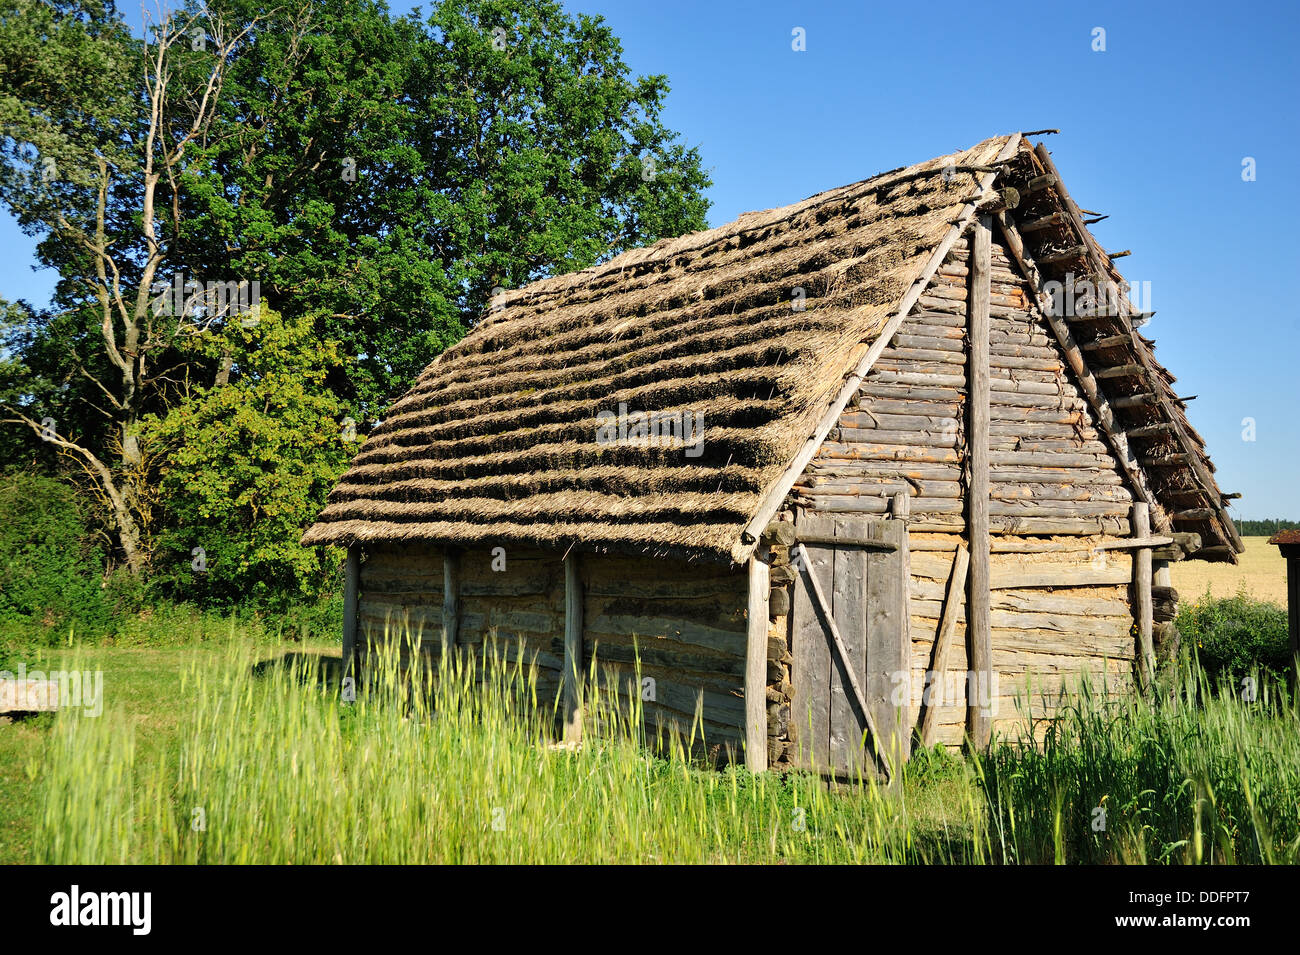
[{"x1": 788, "y1": 512, "x2": 910, "y2": 776}]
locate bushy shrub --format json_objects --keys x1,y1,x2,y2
[
  {"x1": 0, "y1": 471, "x2": 122, "y2": 636},
  {"x1": 142, "y1": 308, "x2": 350, "y2": 613},
  {"x1": 1177, "y1": 593, "x2": 1292, "y2": 683}
]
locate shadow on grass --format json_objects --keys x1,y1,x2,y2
[{"x1": 250, "y1": 651, "x2": 344, "y2": 689}]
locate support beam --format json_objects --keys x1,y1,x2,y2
[
  {"x1": 1289, "y1": 555, "x2": 1300, "y2": 684},
  {"x1": 441, "y1": 549, "x2": 459, "y2": 657},
  {"x1": 745, "y1": 556, "x2": 770, "y2": 772},
  {"x1": 966, "y1": 215, "x2": 993, "y2": 751},
  {"x1": 343, "y1": 545, "x2": 360, "y2": 699},
  {"x1": 1110, "y1": 392, "x2": 1159, "y2": 409},
  {"x1": 1133, "y1": 502, "x2": 1155, "y2": 690},
  {"x1": 563, "y1": 553, "x2": 584, "y2": 743},
  {"x1": 920, "y1": 544, "x2": 969, "y2": 748}
]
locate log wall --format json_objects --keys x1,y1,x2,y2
[
  {"x1": 794, "y1": 237, "x2": 1133, "y2": 535},
  {"x1": 775, "y1": 233, "x2": 1141, "y2": 758},
  {"x1": 354, "y1": 543, "x2": 751, "y2": 759}
]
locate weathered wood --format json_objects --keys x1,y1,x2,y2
[
  {"x1": 1128, "y1": 422, "x2": 1177, "y2": 439},
  {"x1": 993, "y1": 213, "x2": 1166, "y2": 533},
  {"x1": 1133, "y1": 503, "x2": 1155, "y2": 690},
  {"x1": 1019, "y1": 211, "x2": 1065, "y2": 233},
  {"x1": 830, "y1": 519, "x2": 868, "y2": 774},
  {"x1": 343, "y1": 545, "x2": 360, "y2": 693},
  {"x1": 1092, "y1": 535, "x2": 1174, "y2": 550},
  {"x1": 441, "y1": 549, "x2": 459, "y2": 656},
  {"x1": 793, "y1": 540, "x2": 893, "y2": 779},
  {"x1": 868, "y1": 517, "x2": 910, "y2": 770},
  {"x1": 793, "y1": 531, "x2": 899, "y2": 549},
  {"x1": 738, "y1": 134, "x2": 1024, "y2": 548},
  {"x1": 790, "y1": 513, "x2": 834, "y2": 769},
  {"x1": 1031, "y1": 143, "x2": 1240, "y2": 555},
  {"x1": 563, "y1": 553, "x2": 583, "y2": 742},
  {"x1": 966, "y1": 216, "x2": 993, "y2": 751},
  {"x1": 1110, "y1": 392, "x2": 1159, "y2": 409},
  {"x1": 1036, "y1": 244, "x2": 1088, "y2": 265},
  {"x1": 745, "y1": 556, "x2": 770, "y2": 772},
  {"x1": 1081, "y1": 333, "x2": 1132, "y2": 352},
  {"x1": 1021, "y1": 173, "x2": 1058, "y2": 194},
  {"x1": 920, "y1": 544, "x2": 969, "y2": 747},
  {"x1": 1288, "y1": 555, "x2": 1300, "y2": 683}
]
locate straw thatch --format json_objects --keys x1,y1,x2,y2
[{"x1": 302, "y1": 136, "x2": 1015, "y2": 562}]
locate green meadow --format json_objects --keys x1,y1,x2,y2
[{"x1": 4, "y1": 611, "x2": 1298, "y2": 865}]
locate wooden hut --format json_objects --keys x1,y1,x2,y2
[{"x1": 303, "y1": 132, "x2": 1241, "y2": 776}]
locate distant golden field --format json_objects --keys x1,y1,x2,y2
[{"x1": 1172, "y1": 536, "x2": 1288, "y2": 605}]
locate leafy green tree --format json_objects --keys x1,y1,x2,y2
[
  {"x1": 142, "y1": 307, "x2": 351, "y2": 609},
  {"x1": 0, "y1": 0, "x2": 711, "y2": 581}
]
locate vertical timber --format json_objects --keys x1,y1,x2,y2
[
  {"x1": 343, "y1": 545, "x2": 360, "y2": 697},
  {"x1": 745, "y1": 555, "x2": 771, "y2": 772},
  {"x1": 563, "y1": 553, "x2": 584, "y2": 742},
  {"x1": 966, "y1": 216, "x2": 993, "y2": 750},
  {"x1": 1133, "y1": 502, "x2": 1155, "y2": 689},
  {"x1": 441, "y1": 549, "x2": 460, "y2": 656}
]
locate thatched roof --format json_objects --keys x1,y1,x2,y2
[
  {"x1": 303, "y1": 132, "x2": 1240, "y2": 563},
  {"x1": 303, "y1": 136, "x2": 1016, "y2": 561}
]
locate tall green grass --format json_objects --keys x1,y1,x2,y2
[
  {"x1": 33, "y1": 636, "x2": 1300, "y2": 864},
  {"x1": 978, "y1": 662, "x2": 1300, "y2": 864},
  {"x1": 34, "y1": 639, "x2": 986, "y2": 864}
]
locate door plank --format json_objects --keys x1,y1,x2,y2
[
  {"x1": 830, "y1": 516, "x2": 869, "y2": 774},
  {"x1": 790, "y1": 512, "x2": 835, "y2": 770}
]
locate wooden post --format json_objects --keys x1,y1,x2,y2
[
  {"x1": 1133, "y1": 502, "x2": 1155, "y2": 689},
  {"x1": 1289, "y1": 555, "x2": 1300, "y2": 684},
  {"x1": 441, "y1": 549, "x2": 459, "y2": 657},
  {"x1": 966, "y1": 216, "x2": 993, "y2": 751},
  {"x1": 342, "y1": 545, "x2": 360, "y2": 698},
  {"x1": 890, "y1": 491, "x2": 913, "y2": 764},
  {"x1": 745, "y1": 555, "x2": 770, "y2": 772},
  {"x1": 1274, "y1": 536, "x2": 1300, "y2": 684},
  {"x1": 563, "y1": 553, "x2": 584, "y2": 742}
]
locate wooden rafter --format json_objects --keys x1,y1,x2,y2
[{"x1": 1028, "y1": 144, "x2": 1243, "y2": 555}]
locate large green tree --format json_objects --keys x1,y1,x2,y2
[{"x1": 0, "y1": 0, "x2": 711, "y2": 579}]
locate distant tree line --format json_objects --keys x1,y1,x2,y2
[{"x1": 1236, "y1": 519, "x2": 1300, "y2": 537}]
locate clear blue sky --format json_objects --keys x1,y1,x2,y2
[{"x1": 3, "y1": 0, "x2": 1296, "y2": 519}]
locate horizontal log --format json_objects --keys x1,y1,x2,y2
[
  {"x1": 1093, "y1": 363, "x2": 1147, "y2": 380},
  {"x1": 1127, "y1": 422, "x2": 1177, "y2": 439},
  {"x1": 1081, "y1": 333, "x2": 1132, "y2": 351}
]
